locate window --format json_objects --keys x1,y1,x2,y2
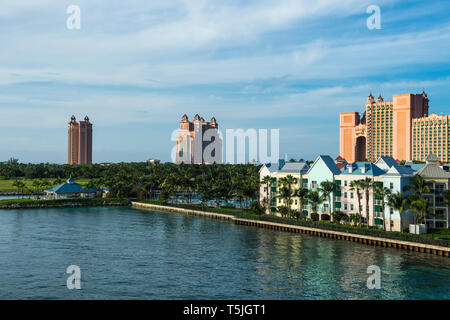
[
  {"x1": 389, "y1": 182, "x2": 394, "y2": 189},
  {"x1": 312, "y1": 181, "x2": 317, "y2": 189},
  {"x1": 350, "y1": 192, "x2": 354, "y2": 199},
  {"x1": 436, "y1": 221, "x2": 446, "y2": 228},
  {"x1": 344, "y1": 181, "x2": 348, "y2": 187},
  {"x1": 435, "y1": 184, "x2": 445, "y2": 193},
  {"x1": 350, "y1": 204, "x2": 354, "y2": 211},
  {"x1": 344, "y1": 192, "x2": 347, "y2": 199},
  {"x1": 344, "y1": 204, "x2": 348, "y2": 210}
]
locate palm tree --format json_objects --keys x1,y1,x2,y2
[
  {"x1": 277, "y1": 175, "x2": 296, "y2": 213},
  {"x1": 261, "y1": 176, "x2": 273, "y2": 215},
  {"x1": 407, "y1": 197, "x2": 431, "y2": 232},
  {"x1": 349, "y1": 180, "x2": 363, "y2": 226},
  {"x1": 25, "y1": 187, "x2": 33, "y2": 199},
  {"x1": 40, "y1": 180, "x2": 51, "y2": 193},
  {"x1": 373, "y1": 184, "x2": 391, "y2": 231},
  {"x1": 406, "y1": 175, "x2": 433, "y2": 226},
  {"x1": 319, "y1": 180, "x2": 336, "y2": 220},
  {"x1": 294, "y1": 187, "x2": 309, "y2": 219},
  {"x1": 407, "y1": 175, "x2": 432, "y2": 197},
  {"x1": 360, "y1": 177, "x2": 373, "y2": 227},
  {"x1": 12, "y1": 180, "x2": 26, "y2": 197},
  {"x1": 386, "y1": 191, "x2": 406, "y2": 232},
  {"x1": 53, "y1": 177, "x2": 64, "y2": 185},
  {"x1": 308, "y1": 190, "x2": 324, "y2": 220},
  {"x1": 32, "y1": 180, "x2": 42, "y2": 193},
  {"x1": 276, "y1": 205, "x2": 289, "y2": 218},
  {"x1": 277, "y1": 185, "x2": 294, "y2": 217}
]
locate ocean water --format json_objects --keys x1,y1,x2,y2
[{"x1": 0, "y1": 206, "x2": 448, "y2": 300}]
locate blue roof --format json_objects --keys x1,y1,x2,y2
[
  {"x1": 340, "y1": 162, "x2": 385, "y2": 176},
  {"x1": 404, "y1": 162, "x2": 425, "y2": 172},
  {"x1": 318, "y1": 155, "x2": 341, "y2": 175},
  {"x1": 45, "y1": 180, "x2": 83, "y2": 194},
  {"x1": 81, "y1": 187, "x2": 101, "y2": 193},
  {"x1": 384, "y1": 165, "x2": 415, "y2": 176},
  {"x1": 262, "y1": 159, "x2": 286, "y2": 173}
]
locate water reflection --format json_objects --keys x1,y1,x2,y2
[{"x1": 0, "y1": 207, "x2": 448, "y2": 300}]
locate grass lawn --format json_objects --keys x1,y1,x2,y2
[
  {"x1": 421, "y1": 229, "x2": 450, "y2": 240},
  {"x1": 0, "y1": 178, "x2": 91, "y2": 192}
]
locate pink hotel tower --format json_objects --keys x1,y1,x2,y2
[
  {"x1": 340, "y1": 92, "x2": 450, "y2": 163},
  {"x1": 68, "y1": 115, "x2": 93, "y2": 165}
]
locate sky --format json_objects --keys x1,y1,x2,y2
[{"x1": 1, "y1": 0, "x2": 450, "y2": 163}]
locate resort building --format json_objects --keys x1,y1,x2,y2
[
  {"x1": 259, "y1": 160, "x2": 285, "y2": 212},
  {"x1": 414, "y1": 154, "x2": 450, "y2": 229},
  {"x1": 382, "y1": 165, "x2": 416, "y2": 231},
  {"x1": 260, "y1": 154, "x2": 449, "y2": 231},
  {"x1": 338, "y1": 162, "x2": 385, "y2": 226},
  {"x1": 44, "y1": 178, "x2": 100, "y2": 200},
  {"x1": 305, "y1": 155, "x2": 342, "y2": 216},
  {"x1": 176, "y1": 114, "x2": 222, "y2": 164},
  {"x1": 273, "y1": 162, "x2": 310, "y2": 214},
  {"x1": 339, "y1": 92, "x2": 450, "y2": 163},
  {"x1": 68, "y1": 115, "x2": 93, "y2": 165},
  {"x1": 412, "y1": 113, "x2": 450, "y2": 163}
]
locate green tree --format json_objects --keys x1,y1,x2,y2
[
  {"x1": 261, "y1": 175, "x2": 273, "y2": 215},
  {"x1": 319, "y1": 180, "x2": 336, "y2": 220},
  {"x1": 407, "y1": 175, "x2": 432, "y2": 197},
  {"x1": 277, "y1": 175, "x2": 296, "y2": 213},
  {"x1": 349, "y1": 180, "x2": 363, "y2": 226},
  {"x1": 294, "y1": 187, "x2": 309, "y2": 219},
  {"x1": 360, "y1": 177, "x2": 373, "y2": 227},
  {"x1": 408, "y1": 197, "x2": 432, "y2": 229},
  {"x1": 386, "y1": 191, "x2": 406, "y2": 232},
  {"x1": 373, "y1": 184, "x2": 391, "y2": 231},
  {"x1": 307, "y1": 190, "x2": 324, "y2": 219}
]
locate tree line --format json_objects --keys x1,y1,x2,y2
[{"x1": 3, "y1": 161, "x2": 262, "y2": 207}]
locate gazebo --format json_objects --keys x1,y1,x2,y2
[{"x1": 44, "y1": 178, "x2": 100, "y2": 200}]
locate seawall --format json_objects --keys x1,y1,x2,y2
[{"x1": 132, "y1": 202, "x2": 450, "y2": 257}]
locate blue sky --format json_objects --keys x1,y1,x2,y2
[{"x1": 1, "y1": 0, "x2": 450, "y2": 163}]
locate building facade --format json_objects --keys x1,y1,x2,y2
[
  {"x1": 176, "y1": 114, "x2": 222, "y2": 164},
  {"x1": 412, "y1": 113, "x2": 450, "y2": 163},
  {"x1": 260, "y1": 154, "x2": 449, "y2": 232},
  {"x1": 339, "y1": 92, "x2": 449, "y2": 163},
  {"x1": 415, "y1": 154, "x2": 450, "y2": 229},
  {"x1": 68, "y1": 115, "x2": 93, "y2": 165}
]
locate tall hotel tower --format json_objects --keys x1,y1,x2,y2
[
  {"x1": 176, "y1": 114, "x2": 222, "y2": 164},
  {"x1": 68, "y1": 115, "x2": 93, "y2": 164},
  {"x1": 340, "y1": 92, "x2": 450, "y2": 163}
]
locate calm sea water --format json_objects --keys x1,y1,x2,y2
[{"x1": 0, "y1": 207, "x2": 448, "y2": 300}]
